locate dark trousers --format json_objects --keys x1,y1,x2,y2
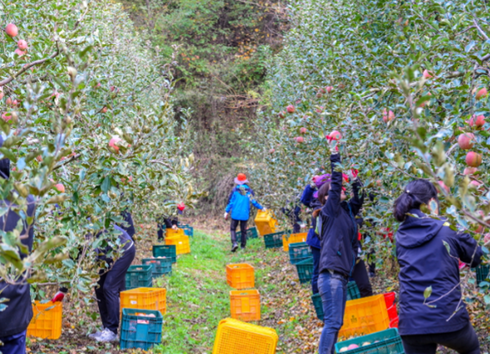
[
  {"x1": 0, "y1": 331, "x2": 26, "y2": 354},
  {"x1": 311, "y1": 246, "x2": 321, "y2": 294},
  {"x1": 292, "y1": 223, "x2": 301, "y2": 233},
  {"x1": 401, "y1": 322, "x2": 480, "y2": 354},
  {"x1": 95, "y1": 245, "x2": 136, "y2": 334},
  {"x1": 351, "y1": 259, "x2": 373, "y2": 297},
  {"x1": 230, "y1": 219, "x2": 247, "y2": 248},
  {"x1": 157, "y1": 223, "x2": 164, "y2": 241}
]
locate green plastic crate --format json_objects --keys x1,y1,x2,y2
[
  {"x1": 334, "y1": 328, "x2": 404, "y2": 354},
  {"x1": 125, "y1": 265, "x2": 153, "y2": 290},
  {"x1": 152, "y1": 245, "x2": 177, "y2": 264},
  {"x1": 347, "y1": 281, "x2": 361, "y2": 301},
  {"x1": 263, "y1": 231, "x2": 286, "y2": 249},
  {"x1": 289, "y1": 242, "x2": 312, "y2": 265},
  {"x1": 296, "y1": 257, "x2": 313, "y2": 283},
  {"x1": 120, "y1": 308, "x2": 163, "y2": 350},
  {"x1": 475, "y1": 264, "x2": 490, "y2": 284},
  {"x1": 236, "y1": 226, "x2": 259, "y2": 241},
  {"x1": 142, "y1": 258, "x2": 172, "y2": 278},
  {"x1": 312, "y1": 293, "x2": 323, "y2": 321}
]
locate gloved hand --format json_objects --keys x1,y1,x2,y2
[
  {"x1": 51, "y1": 290, "x2": 66, "y2": 302},
  {"x1": 310, "y1": 176, "x2": 318, "y2": 189},
  {"x1": 347, "y1": 168, "x2": 359, "y2": 182},
  {"x1": 171, "y1": 224, "x2": 178, "y2": 230},
  {"x1": 262, "y1": 207, "x2": 267, "y2": 212},
  {"x1": 224, "y1": 212, "x2": 228, "y2": 220}
]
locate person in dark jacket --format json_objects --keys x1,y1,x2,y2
[
  {"x1": 315, "y1": 152, "x2": 364, "y2": 354},
  {"x1": 90, "y1": 225, "x2": 135, "y2": 342},
  {"x1": 350, "y1": 216, "x2": 373, "y2": 298},
  {"x1": 393, "y1": 179, "x2": 483, "y2": 354},
  {"x1": 157, "y1": 212, "x2": 181, "y2": 241},
  {"x1": 225, "y1": 173, "x2": 265, "y2": 252},
  {"x1": 119, "y1": 210, "x2": 135, "y2": 240},
  {"x1": 0, "y1": 156, "x2": 36, "y2": 354},
  {"x1": 300, "y1": 174, "x2": 330, "y2": 294},
  {"x1": 281, "y1": 202, "x2": 302, "y2": 233}
]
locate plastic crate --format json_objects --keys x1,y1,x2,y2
[
  {"x1": 338, "y1": 294, "x2": 390, "y2": 340},
  {"x1": 27, "y1": 301, "x2": 62, "y2": 339},
  {"x1": 282, "y1": 232, "x2": 307, "y2": 252},
  {"x1": 236, "y1": 226, "x2": 259, "y2": 241},
  {"x1": 387, "y1": 304, "x2": 398, "y2": 321},
  {"x1": 347, "y1": 281, "x2": 361, "y2": 301},
  {"x1": 142, "y1": 257, "x2": 172, "y2": 278},
  {"x1": 120, "y1": 308, "x2": 163, "y2": 350},
  {"x1": 254, "y1": 210, "x2": 277, "y2": 237},
  {"x1": 311, "y1": 293, "x2": 323, "y2": 321},
  {"x1": 230, "y1": 289, "x2": 261, "y2": 322},
  {"x1": 475, "y1": 264, "x2": 490, "y2": 283},
  {"x1": 289, "y1": 242, "x2": 312, "y2": 265},
  {"x1": 166, "y1": 228, "x2": 185, "y2": 238},
  {"x1": 125, "y1": 265, "x2": 153, "y2": 290},
  {"x1": 335, "y1": 328, "x2": 404, "y2": 354},
  {"x1": 212, "y1": 318, "x2": 278, "y2": 354},
  {"x1": 296, "y1": 257, "x2": 313, "y2": 283},
  {"x1": 166, "y1": 234, "x2": 191, "y2": 255},
  {"x1": 180, "y1": 224, "x2": 194, "y2": 237},
  {"x1": 120, "y1": 287, "x2": 167, "y2": 315},
  {"x1": 383, "y1": 292, "x2": 396, "y2": 308},
  {"x1": 226, "y1": 263, "x2": 254, "y2": 289},
  {"x1": 389, "y1": 317, "x2": 399, "y2": 328},
  {"x1": 152, "y1": 244, "x2": 177, "y2": 263},
  {"x1": 264, "y1": 231, "x2": 286, "y2": 249}
]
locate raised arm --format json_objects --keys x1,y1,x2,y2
[
  {"x1": 348, "y1": 177, "x2": 365, "y2": 216},
  {"x1": 323, "y1": 153, "x2": 343, "y2": 215},
  {"x1": 450, "y1": 231, "x2": 483, "y2": 268},
  {"x1": 300, "y1": 184, "x2": 316, "y2": 208}
]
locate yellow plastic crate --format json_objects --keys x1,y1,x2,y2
[
  {"x1": 120, "y1": 287, "x2": 166, "y2": 316},
  {"x1": 165, "y1": 228, "x2": 185, "y2": 238},
  {"x1": 27, "y1": 301, "x2": 62, "y2": 340},
  {"x1": 254, "y1": 210, "x2": 277, "y2": 236},
  {"x1": 166, "y1": 234, "x2": 191, "y2": 255},
  {"x1": 282, "y1": 232, "x2": 307, "y2": 252},
  {"x1": 338, "y1": 294, "x2": 390, "y2": 340},
  {"x1": 212, "y1": 318, "x2": 278, "y2": 354},
  {"x1": 226, "y1": 263, "x2": 254, "y2": 289},
  {"x1": 230, "y1": 289, "x2": 260, "y2": 322}
]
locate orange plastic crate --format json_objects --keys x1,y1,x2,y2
[
  {"x1": 120, "y1": 287, "x2": 166, "y2": 316},
  {"x1": 254, "y1": 210, "x2": 277, "y2": 236},
  {"x1": 165, "y1": 234, "x2": 190, "y2": 255},
  {"x1": 212, "y1": 318, "x2": 278, "y2": 354},
  {"x1": 338, "y1": 294, "x2": 390, "y2": 340},
  {"x1": 27, "y1": 301, "x2": 62, "y2": 339},
  {"x1": 282, "y1": 232, "x2": 307, "y2": 252},
  {"x1": 165, "y1": 228, "x2": 185, "y2": 238},
  {"x1": 226, "y1": 264, "x2": 254, "y2": 289},
  {"x1": 230, "y1": 290, "x2": 260, "y2": 322}
]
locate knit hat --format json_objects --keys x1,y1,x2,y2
[
  {"x1": 313, "y1": 174, "x2": 331, "y2": 198},
  {"x1": 234, "y1": 173, "x2": 249, "y2": 185}
]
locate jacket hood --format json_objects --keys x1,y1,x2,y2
[{"x1": 396, "y1": 209, "x2": 443, "y2": 249}]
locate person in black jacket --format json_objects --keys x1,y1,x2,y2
[
  {"x1": 119, "y1": 210, "x2": 135, "y2": 240},
  {"x1": 0, "y1": 156, "x2": 36, "y2": 354},
  {"x1": 393, "y1": 179, "x2": 483, "y2": 354},
  {"x1": 157, "y1": 212, "x2": 180, "y2": 241},
  {"x1": 315, "y1": 152, "x2": 364, "y2": 354}
]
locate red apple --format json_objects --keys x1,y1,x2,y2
[
  {"x1": 36, "y1": 155, "x2": 43, "y2": 162},
  {"x1": 14, "y1": 48, "x2": 25, "y2": 57},
  {"x1": 457, "y1": 133, "x2": 475, "y2": 150},
  {"x1": 287, "y1": 105, "x2": 295, "y2": 113},
  {"x1": 476, "y1": 87, "x2": 488, "y2": 100},
  {"x1": 109, "y1": 137, "x2": 121, "y2": 152},
  {"x1": 55, "y1": 183, "x2": 65, "y2": 193},
  {"x1": 438, "y1": 181, "x2": 449, "y2": 193},
  {"x1": 300, "y1": 127, "x2": 307, "y2": 134},
  {"x1": 295, "y1": 136, "x2": 304, "y2": 143},
  {"x1": 466, "y1": 151, "x2": 482, "y2": 167},
  {"x1": 17, "y1": 40, "x2": 27, "y2": 50},
  {"x1": 467, "y1": 114, "x2": 485, "y2": 128},
  {"x1": 464, "y1": 167, "x2": 477, "y2": 175},
  {"x1": 329, "y1": 130, "x2": 342, "y2": 141},
  {"x1": 1, "y1": 112, "x2": 10, "y2": 122},
  {"x1": 269, "y1": 148, "x2": 275, "y2": 154},
  {"x1": 278, "y1": 111, "x2": 285, "y2": 118},
  {"x1": 5, "y1": 23, "x2": 18, "y2": 37},
  {"x1": 325, "y1": 86, "x2": 333, "y2": 93},
  {"x1": 177, "y1": 203, "x2": 186, "y2": 211},
  {"x1": 383, "y1": 109, "x2": 395, "y2": 123},
  {"x1": 423, "y1": 69, "x2": 432, "y2": 79},
  {"x1": 101, "y1": 107, "x2": 108, "y2": 113},
  {"x1": 470, "y1": 180, "x2": 481, "y2": 188}
]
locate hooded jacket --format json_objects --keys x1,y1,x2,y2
[
  {"x1": 225, "y1": 184, "x2": 264, "y2": 221},
  {"x1": 317, "y1": 153, "x2": 364, "y2": 277},
  {"x1": 300, "y1": 184, "x2": 322, "y2": 249},
  {"x1": 396, "y1": 209, "x2": 483, "y2": 335},
  {"x1": 0, "y1": 158, "x2": 36, "y2": 337},
  {"x1": 119, "y1": 211, "x2": 135, "y2": 240}
]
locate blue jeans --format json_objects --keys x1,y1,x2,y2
[
  {"x1": 311, "y1": 246, "x2": 321, "y2": 294},
  {"x1": 0, "y1": 330, "x2": 26, "y2": 354},
  {"x1": 318, "y1": 271, "x2": 348, "y2": 354}
]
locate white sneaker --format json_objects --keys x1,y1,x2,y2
[
  {"x1": 88, "y1": 327, "x2": 105, "y2": 339},
  {"x1": 95, "y1": 328, "x2": 118, "y2": 342}
]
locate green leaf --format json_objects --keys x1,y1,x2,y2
[{"x1": 424, "y1": 286, "x2": 432, "y2": 300}]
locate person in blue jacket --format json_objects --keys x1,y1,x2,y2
[
  {"x1": 315, "y1": 151, "x2": 364, "y2": 354},
  {"x1": 393, "y1": 179, "x2": 483, "y2": 354},
  {"x1": 224, "y1": 173, "x2": 266, "y2": 252},
  {"x1": 300, "y1": 174, "x2": 330, "y2": 294}
]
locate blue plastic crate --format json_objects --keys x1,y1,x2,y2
[
  {"x1": 142, "y1": 258, "x2": 172, "y2": 278},
  {"x1": 180, "y1": 224, "x2": 194, "y2": 237},
  {"x1": 312, "y1": 293, "x2": 323, "y2": 321},
  {"x1": 152, "y1": 245, "x2": 177, "y2": 264},
  {"x1": 120, "y1": 308, "x2": 163, "y2": 350},
  {"x1": 288, "y1": 242, "x2": 312, "y2": 265},
  {"x1": 296, "y1": 257, "x2": 313, "y2": 283},
  {"x1": 125, "y1": 265, "x2": 153, "y2": 290},
  {"x1": 334, "y1": 328, "x2": 404, "y2": 354},
  {"x1": 347, "y1": 281, "x2": 361, "y2": 301},
  {"x1": 474, "y1": 264, "x2": 490, "y2": 284}
]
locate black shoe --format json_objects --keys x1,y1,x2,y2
[{"x1": 232, "y1": 243, "x2": 238, "y2": 252}]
